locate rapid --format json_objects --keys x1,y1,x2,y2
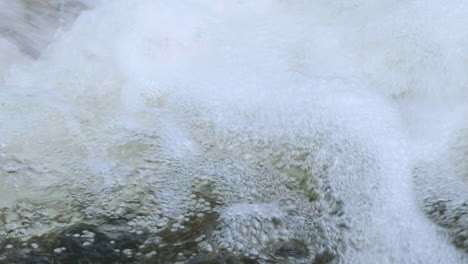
[{"x1": 0, "y1": 1, "x2": 467, "y2": 263}]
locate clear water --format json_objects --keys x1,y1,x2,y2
[{"x1": 0, "y1": 1, "x2": 467, "y2": 263}]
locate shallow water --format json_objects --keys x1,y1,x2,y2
[{"x1": 0, "y1": 1, "x2": 467, "y2": 263}]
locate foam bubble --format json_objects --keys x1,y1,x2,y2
[{"x1": 0, "y1": 0, "x2": 467, "y2": 263}]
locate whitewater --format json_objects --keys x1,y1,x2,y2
[{"x1": 0, "y1": 1, "x2": 467, "y2": 263}]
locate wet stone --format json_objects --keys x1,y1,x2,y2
[
  {"x1": 0, "y1": 201, "x2": 223, "y2": 263},
  {"x1": 0, "y1": 145, "x2": 346, "y2": 264}
]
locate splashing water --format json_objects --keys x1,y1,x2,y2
[{"x1": 0, "y1": 1, "x2": 467, "y2": 263}]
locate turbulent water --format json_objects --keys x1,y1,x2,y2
[{"x1": 0, "y1": 1, "x2": 467, "y2": 263}]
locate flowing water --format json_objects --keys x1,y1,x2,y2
[{"x1": 0, "y1": 1, "x2": 467, "y2": 263}]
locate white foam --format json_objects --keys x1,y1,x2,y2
[{"x1": 0, "y1": 0, "x2": 467, "y2": 262}]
